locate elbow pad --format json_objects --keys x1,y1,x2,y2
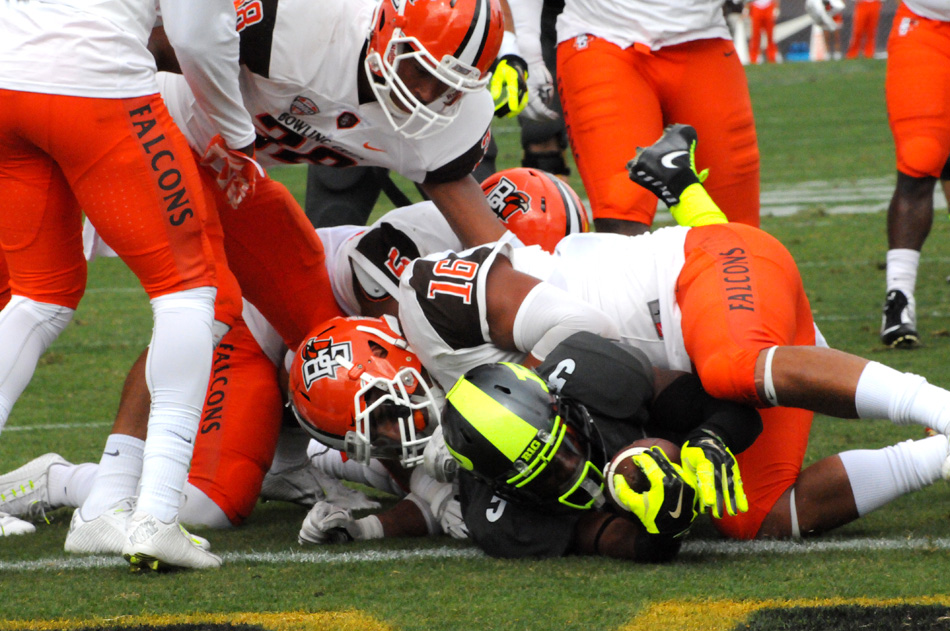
[{"x1": 512, "y1": 283, "x2": 619, "y2": 361}]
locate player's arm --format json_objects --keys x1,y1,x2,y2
[
  {"x1": 485, "y1": 257, "x2": 620, "y2": 364},
  {"x1": 572, "y1": 510, "x2": 681, "y2": 563},
  {"x1": 159, "y1": 0, "x2": 256, "y2": 152},
  {"x1": 421, "y1": 175, "x2": 507, "y2": 248},
  {"x1": 651, "y1": 372, "x2": 762, "y2": 519}
]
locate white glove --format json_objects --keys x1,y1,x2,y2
[
  {"x1": 298, "y1": 501, "x2": 385, "y2": 545},
  {"x1": 423, "y1": 425, "x2": 458, "y2": 484},
  {"x1": 805, "y1": 0, "x2": 844, "y2": 31},
  {"x1": 521, "y1": 62, "x2": 560, "y2": 122},
  {"x1": 431, "y1": 483, "x2": 468, "y2": 540}
]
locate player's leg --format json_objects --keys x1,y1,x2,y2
[
  {"x1": 764, "y1": 8, "x2": 778, "y2": 62},
  {"x1": 215, "y1": 176, "x2": 345, "y2": 350},
  {"x1": 557, "y1": 37, "x2": 664, "y2": 235},
  {"x1": 661, "y1": 39, "x2": 761, "y2": 227},
  {"x1": 864, "y1": 0, "x2": 882, "y2": 58},
  {"x1": 749, "y1": 7, "x2": 763, "y2": 63},
  {"x1": 55, "y1": 93, "x2": 220, "y2": 569},
  {"x1": 881, "y1": 9, "x2": 950, "y2": 347},
  {"x1": 182, "y1": 317, "x2": 283, "y2": 528}
]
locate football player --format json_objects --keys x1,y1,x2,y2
[
  {"x1": 290, "y1": 316, "x2": 468, "y2": 544},
  {"x1": 436, "y1": 331, "x2": 762, "y2": 560},
  {"x1": 0, "y1": 0, "x2": 255, "y2": 570},
  {"x1": 394, "y1": 124, "x2": 950, "y2": 542},
  {"x1": 0, "y1": 169, "x2": 586, "y2": 542}
]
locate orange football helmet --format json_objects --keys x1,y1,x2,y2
[
  {"x1": 480, "y1": 167, "x2": 590, "y2": 253},
  {"x1": 288, "y1": 315, "x2": 442, "y2": 468},
  {"x1": 365, "y1": 0, "x2": 504, "y2": 138}
]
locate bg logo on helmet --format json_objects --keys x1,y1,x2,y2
[
  {"x1": 300, "y1": 338, "x2": 353, "y2": 388},
  {"x1": 485, "y1": 176, "x2": 531, "y2": 222}
]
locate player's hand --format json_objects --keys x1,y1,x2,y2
[
  {"x1": 805, "y1": 0, "x2": 844, "y2": 30},
  {"x1": 521, "y1": 61, "x2": 559, "y2": 121},
  {"x1": 298, "y1": 501, "x2": 354, "y2": 545},
  {"x1": 200, "y1": 135, "x2": 265, "y2": 208},
  {"x1": 423, "y1": 425, "x2": 458, "y2": 484},
  {"x1": 490, "y1": 55, "x2": 530, "y2": 118},
  {"x1": 611, "y1": 447, "x2": 698, "y2": 538},
  {"x1": 681, "y1": 430, "x2": 747, "y2": 519}
]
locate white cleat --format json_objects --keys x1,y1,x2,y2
[
  {"x1": 122, "y1": 512, "x2": 221, "y2": 572},
  {"x1": 0, "y1": 452, "x2": 70, "y2": 518},
  {"x1": 64, "y1": 499, "x2": 134, "y2": 555},
  {"x1": 260, "y1": 460, "x2": 329, "y2": 507},
  {"x1": 0, "y1": 511, "x2": 35, "y2": 536}
]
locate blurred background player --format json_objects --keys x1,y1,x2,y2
[
  {"x1": 806, "y1": 0, "x2": 847, "y2": 60},
  {"x1": 748, "y1": 0, "x2": 780, "y2": 64},
  {"x1": 722, "y1": 0, "x2": 752, "y2": 65},
  {"x1": 879, "y1": 0, "x2": 950, "y2": 348},
  {"x1": 847, "y1": 0, "x2": 885, "y2": 59},
  {"x1": 506, "y1": 0, "x2": 761, "y2": 236},
  {"x1": 0, "y1": 0, "x2": 256, "y2": 571}
]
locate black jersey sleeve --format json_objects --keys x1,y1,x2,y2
[
  {"x1": 406, "y1": 246, "x2": 496, "y2": 350},
  {"x1": 458, "y1": 472, "x2": 579, "y2": 559},
  {"x1": 422, "y1": 129, "x2": 490, "y2": 184}
]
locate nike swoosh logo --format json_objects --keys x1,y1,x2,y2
[
  {"x1": 363, "y1": 141, "x2": 385, "y2": 152},
  {"x1": 725, "y1": 50, "x2": 735, "y2": 57},
  {"x1": 668, "y1": 486, "x2": 685, "y2": 519},
  {"x1": 169, "y1": 431, "x2": 193, "y2": 445},
  {"x1": 103, "y1": 449, "x2": 120, "y2": 457},
  {"x1": 660, "y1": 150, "x2": 688, "y2": 169}
]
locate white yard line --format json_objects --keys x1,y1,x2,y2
[{"x1": 3, "y1": 537, "x2": 950, "y2": 573}]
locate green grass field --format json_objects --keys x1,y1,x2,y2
[{"x1": 4, "y1": 59, "x2": 950, "y2": 631}]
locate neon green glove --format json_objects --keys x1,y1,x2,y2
[
  {"x1": 681, "y1": 430, "x2": 747, "y2": 519},
  {"x1": 489, "y1": 55, "x2": 529, "y2": 118},
  {"x1": 610, "y1": 447, "x2": 698, "y2": 538}
]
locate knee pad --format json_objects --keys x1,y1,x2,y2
[{"x1": 898, "y1": 135, "x2": 949, "y2": 179}]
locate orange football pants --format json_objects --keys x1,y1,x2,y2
[
  {"x1": 208, "y1": 170, "x2": 345, "y2": 351},
  {"x1": 188, "y1": 316, "x2": 283, "y2": 525},
  {"x1": 676, "y1": 223, "x2": 816, "y2": 539},
  {"x1": 557, "y1": 37, "x2": 760, "y2": 228},
  {"x1": 846, "y1": 0, "x2": 883, "y2": 59},
  {"x1": 0, "y1": 91, "x2": 216, "y2": 307},
  {"x1": 886, "y1": 2, "x2": 950, "y2": 179},
  {"x1": 749, "y1": 3, "x2": 778, "y2": 64}
]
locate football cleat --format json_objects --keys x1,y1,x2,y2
[
  {"x1": 0, "y1": 511, "x2": 35, "y2": 536},
  {"x1": 880, "y1": 289, "x2": 919, "y2": 348},
  {"x1": 64, "y1": 498, "x2": 134, "y2": 555},
  {"x1": 0, "y1": 452, "x2": 70, "y2": 518},
  {"x1": 626, "y1": 123, "x2": 705, "y2": 207},
  {"x1": 260, "y1": 460, "x2": 329, "y2": 507},
  {"x1": 122, "y1": 512, "x2": 222, "y2": 571}
]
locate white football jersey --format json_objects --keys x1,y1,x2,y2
[
  {"x1": 397, "y1": 228, "x2": 694, "y2": 389},
  {"x1": 159, "y1": 0, "x2": 494, "y2": 181},
  {"x1": 555, "y1": 0, "x2": 731, "y2": 50},
  {"x1": 0, "y1": 0, "x2": 253, "y2": 148},
  {"x1": 904, "y1": 0, "x2": 950, "y2": 22}
]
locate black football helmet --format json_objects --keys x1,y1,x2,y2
[{"x1": 441, "y1": 362, "x2": 605, "y2": 510}]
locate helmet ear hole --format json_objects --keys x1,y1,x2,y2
[{"x1": 480, "y1": 168, "x2": 590, "y2": 252}]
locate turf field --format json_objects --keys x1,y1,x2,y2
[{"x1": 3, "y1": 59, "x2": 950, "y2": 631}]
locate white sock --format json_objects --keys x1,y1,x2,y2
[
  {"x1": 269, "y1": 425, "x2": 313, "y2": 473},
  {"x1": 77, "y1": 434, "x2": 145, "y2": 518},
  {"x1": 0, "y1": 296, "x2": 74, "y2": 429},
  {"x1": 885, "y1": 248, "x2": 920, "y2": 298},
  {"x1": 48, "y1": 462, "x2": 99, "y2": 510},
  {"x1": 136, "y1": 287, "x2": 215, "y2": 523},
  {"x1": 855, "y1": 361, "x2": 950, "y2": 434},
  {"x1": 839, "y1": 435, "x2": 948, "y2": 516}
]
